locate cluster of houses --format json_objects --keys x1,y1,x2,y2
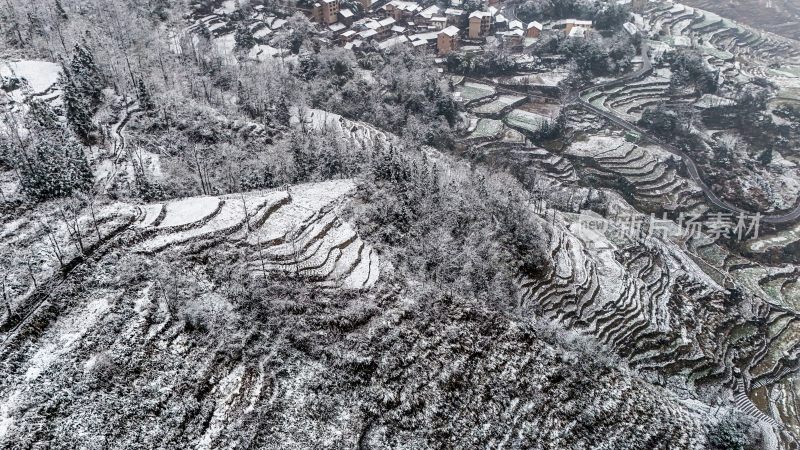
[{"x1": 309, "y1": 0, "x2": 647, "y2": 56}]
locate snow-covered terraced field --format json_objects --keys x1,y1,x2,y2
[
  {"x1": 504, "y1": 109, "x2": 552, "y2": 134},
  {"x1": 645, "y1": 3, "x2": 800, "y2": 63},
  {"x1": 471, "y1": 95, "x2": 527, "y2": 116},
  {"x1": 132, "y1": 180, "x2": 380, "y2": 290},
  {"x1": 749, "y1": 221, "x2": 800, "y2": 253},
  {"x1": 469, "y1": 118, "x2": 505, "y2": 139},
  {"x1": 565, "y1": 136, "x2": 703, "y2": 211},
  {"x1": 512, "y1": 206, "x2": 800, "y2": 432},
  {"x1": 455, "y1": 81, "x2": 496, "y2": 103},
  {"x1": 296, "y1": 108, "x2": 395, "y2": 149},
  {"x1": 0, "y1": 60, "x2": 62, "y2": 104},
  {"x1": 582, "y1": 76, "x2": 671, "y2": 123}
]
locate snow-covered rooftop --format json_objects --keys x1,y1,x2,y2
[{"x1": 440, "y1": 25, "x2": 460, "y2": 37}]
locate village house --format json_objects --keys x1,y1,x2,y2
[
  {"x1": 339, "y1": 8, "x2": 354, "y2": 26},
  {"x1": 312, "y1": 0, "x2": 340, "y2": 25},
  {"x1": 468, "y1": 11, "x2": 493, "y2": 39},
  {"x1": 378, "y1": 35, "x2": 410, "y2": 50},
  {"x1": 358, "y1": 28, "x2": 378, "y2": 40},
  {"x1": 437, "y1": 25, "x2": 460, "y2": 54},
  {"x1": 384, "y1": 0, "x2": 421, "y2": 21},
  {"x1": 418, "y1": 5, "x2": 440, "y2": 25},
  {"x1": 340, "y1": 29, "x2": 357, "y2": 43},
  {"x1": 431, "y1": 16, "x2": 448, "y2": 30},
  {"x1": 354, "y1": 16, "x2": 397, "y2": 40},
  {"x1": 411, "y1": 39, "x2": 429, "y2": 50},
  {"x1": 344, "y1": 39, "x2": 364, "y2": 50},
  {"x1": 563, "y1": 19, "x2": 593, "y2": 34},
  {"x1": 329, "y1": 22, "x2": 347, "y2": 34},
  {"x1": 494, "y1": 14, "x2": 508, "y2": 31},
  {"x1": 526, "y1": 21, "x2": 543, "y2": 37},
  {"x1": 409, "y1": 30, "x2": 439, "y2": 46},
  {"x1": 444, "y1": 8, "x2": 464, "y2": 25}
]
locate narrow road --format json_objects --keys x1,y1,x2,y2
[
  {"x1": 572, "y1": 43, "x2": 800, "y2": 224},
  {"x1": 102, "y1": 102, "x2": 142, "y2": 193}
]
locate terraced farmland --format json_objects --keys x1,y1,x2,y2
[
  {"x1": 564, "y1": 136, "x2": 704, "y2": 212},
  {"x1": 132, "y1": 180, "x2": 380, "y2": 289},
  {"x1": 581, "y1": 75, "x2": 672, "y2": 123},
  {"x1": 511, "y1": 207, "x2": 800, "y2": 435},
  {"x1": 455, "y1": 81, "x2": 496, "y2": 103},
  {"x1": 472, "y1": 95, "x2": 527, "y2": 116},
  {"x1": 645, "y1": 2, "x2": 800, "y2": 63}
]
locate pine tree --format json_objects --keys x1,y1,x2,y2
[
  {"x1": 69, "y1": 42, "x2": 104, "y2": 109},
  {"x1": 14, "y1": 131, "x2": 92, "y2": 201},
  {"x1": 136, "y1": 78, "x2": 156, "y2": 111},
  {"x1": 61, "y1": 71, "x2": 98, "y2": 145},
  {"x1": 27, "y1": 99, "x2": 60, "y2": 130}
]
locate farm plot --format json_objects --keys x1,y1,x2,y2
[
  {"x1": 471, "y1": 95, "x2": 526, "y2": 115},
  {"x1": 455, "y1": 82, "x2": 496, "y2": 102},
  {"x1": 749, "y1": 221, "x2": 800, "y2": 253},
  {"x1": 565, "y1": 136, "x2": 702, "y2": 210},
  {"x1": 504, "y1": 109, "x2": 552, "y2": 134},
  {"x1": 469, "y1": 118, "x2": 504, "y2": 139},
  {"x1": 589, "y1": 76, "x2": 672, "y2": 122},
  {"x1": 132, "y1": 180, "x2": 380, "y2": 290},
  {"x1": 645, "y1": 3, "x2": 800, "y2": 63},
  {"x1": 0, "y1": 60, "x2": 62, "y2": 103}
]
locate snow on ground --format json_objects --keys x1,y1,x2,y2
[
  {"x1": 245, "y1": 181, "x2": 354, "y2": 246},
  {"x1": 0, "y1": 290, "x2": 118, "y2": 440},
  {"x1": 498, "y1": 71, "x2": 568, "y2": 87},
  {"x1": 565, "y1": 135, "x2": 630, "y2": 158},
  {"x1": 135, "y1": 149, "x2": 163, "y2": 179},
  {"x1": 568, "y1": 212, "x2": 623, "y2": 280},
  {"x1": 137, "y1": 192, "x2": 281, "y2": 252},
  {"x1": 505, "y1": 109, "x2": 551, "y2": 133},
  {"x1": 455, "y1": 82, "x2": 496, "y2": 102},
  {"x1": 287, "y1": 179, "x2": 355, "y2": 211},
  {"x1": 196, "y1": 364, "x2": 246, "y2": 450},
  {"x1": 213, "y1": 34, "x2": 237, "y2": 65},
  {"x1": 0, "y1": 392, "x2": 20, "y2": 441},
  {"x1": 0, "y1": 202, "x2": 136, "y2": 314},
  {"x1": 214, "y1": 0, "x2": 239, "y2": 14},
  {"x1": 248, "y1": 44, "x2": 282, "y2": 61},
  {"x1": 472, "y1": 95, "x2": 526, "y2": 115},
  {"x1": 694, "y1": 94, "x2": 736, "y2": 109},
  {"x1": 127, "y1": 179, "x2": 378, "y2": 289},
  {"x1": 157, "y1": 196, "x2": 221, "y2": 229},
  {"x1": 0, "y1": 60, "x2": 61, "y2": 99},
  {"x1": 749, "y1": 221, "x2": 800, "y2": 252},
  {"x1": 295, "y1": 108, "x2": 396, "y2": 148},
  {"x1": 135, "y1": 203, "x2": 165, "y2": 229},
  {"x1": 23, "y1": 291, "x2": 117, "y2": 381},
  {"x1": 0, "y1": 170, "x2": 19, "y2": 201}
]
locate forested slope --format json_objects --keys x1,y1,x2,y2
[{"x1": 0, "y1": 0, "x2": 787, "y2": 448}]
